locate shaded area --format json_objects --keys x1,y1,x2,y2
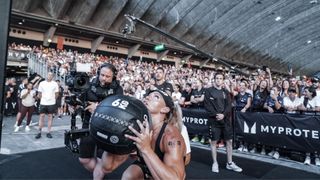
[{"x1": 1, "y1": 147, "x2": 319, "y2": 179}]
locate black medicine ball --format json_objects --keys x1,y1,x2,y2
[{"x1": 90, "y1": 95, "x2": 150, "y2": 155}]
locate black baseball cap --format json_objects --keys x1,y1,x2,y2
[
  {"x1": 288, "y1": 88, "x2": 296, "y2": 93},
  {"x1": 148, "y1": 89, "x2": 174, "y2": 112},
  {"x1": 311, "y1": 77, "x2": 319, "y2": 83}
]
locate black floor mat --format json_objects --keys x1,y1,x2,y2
[{"x1": 1, "y1": 147, "x2": 319, "y2": 179}]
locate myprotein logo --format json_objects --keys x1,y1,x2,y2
[
  {"x1": 242, "y1": 121, "x2": 319, "y2": 139},
  {"x1": 244, "y1": 121, "x2": 256, "y2": 134}
]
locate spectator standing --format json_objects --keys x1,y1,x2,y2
[
  {"x1": 263, "y1": 86, "x2": 284, "y2": 159},
  {"x1": 172, "y1": 84, "x2": 182, "y2": 104},
  {"x1": 179, "y1": 83, "x2": 193, "y2": 108},
  {"x1": 14, "y1": 83, "x2": 37, "y2": 132},
  {"x1": 154, "y1": 67, "x2": 173, "y2": 95},
  {"x1": 204, "y1": 72, "x2": 242, "y2": 173},
  {"x1": 297, "y1": 86, "x2": 320, "y2": 166},
  {"x1": 234, "y1": 80, "x2": 252, "y2": 152},
  {"x1": 190, "y1": 79, "x2": 206, "y2": 144},
  {"x1": 252, "y1": 80, "x2": 269, "y2": 112},
  {"x1": 14, "y1": 78, "x2": 28, "y2": 127},
  {"x1": 35, "y1": 72, "x2": 59, "y2": 139},
  {"x1": 283, "y1": 88, "x2": 301, "y2": 114},
  {"x1": 55, "y1": 80, "x2": 64, "y2": 119}
]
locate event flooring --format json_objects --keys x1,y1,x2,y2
[{"x1": 1, "y1": 115, "x2": 320, "y2": 179}]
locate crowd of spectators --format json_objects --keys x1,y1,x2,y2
[{"x1": 5, "y1": 42, "x2": 320, "y2": 166}]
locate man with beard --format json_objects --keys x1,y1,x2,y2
[{"x1": 154, "y1": 67, "x2": 173, "y2": 96}]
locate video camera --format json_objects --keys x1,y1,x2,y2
[
  {"x1": 64, "y1": 61, "x2": 92, "y2": 153},
  {"x1": 65, "y1": 62, "x2": 91, "y2": 95}
]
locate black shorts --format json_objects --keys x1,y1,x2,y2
[
  {"x1": 209, "y1": 123, "x2": 233, "y2": 141},
  {"x1": 39, "y1": 105, "x2": 57, "y2": 114}
]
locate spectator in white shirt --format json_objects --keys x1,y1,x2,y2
[
  {"x1": 35, "y1": 72, "x2": 59, "y2": 139},
  {"x1": 298, "y1": 86, "x2": 320, "y2": 112},
  {"x1": 172, "y1": 84, "x2": 182, "y2": 104},
  {"x1": 283, "y1": 88, "x2": 301, "y2": 114}
]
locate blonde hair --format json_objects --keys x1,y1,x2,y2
[{"x1": 165, "y1": 102, "x2": 183, "y2": 132}]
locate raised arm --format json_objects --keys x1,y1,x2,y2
[{"x1": 143, "y1": 129, "x2": 186, "y2": 180}]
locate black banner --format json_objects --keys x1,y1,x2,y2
[
  {"x1": 8, "y1": 49, "x2": 30, "y2": 61},
  {"x1": 234, "y1": 112, "x2": 320, "y2": 152},
  {"x1": 182, "y1": 108, "x2": 209, "y2": 135}
]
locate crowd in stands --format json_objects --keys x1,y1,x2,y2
[{"x1": 5, "y1": 42, "x2": 320, "y2": 166}]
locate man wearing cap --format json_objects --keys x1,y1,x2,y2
[{"x1": 283, "y1": 88, "x2": 301, "y2": 114}]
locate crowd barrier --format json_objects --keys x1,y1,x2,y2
[
  {"x1": 182, "y1": 108, "x2": 209, "y2": 135},
  {"x1": 182, "y1": 108, "x2": 320, "y2": 153}
]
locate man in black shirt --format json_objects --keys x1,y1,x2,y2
[
  {"x1": 154, "y1": 67, "x2": 173, "y2": 95},
  {"x1": 179, "y1": 83, "x2": 192, "y2": 108},
  {"x1": 191, "y1": 79, "x2": 205, "y2": 109},
  {"x1": 204, "y1": 72, "x2": 242, "y2": 173},
  {"x1": 77, "y1": 63, "x2": 123, "y2": 176}
]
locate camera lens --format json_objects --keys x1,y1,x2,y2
[{"x1": 76, "y1": 76, "x2": 86, "y2": 86}]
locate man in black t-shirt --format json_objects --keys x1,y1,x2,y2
[
  {"x1": 191, "y1": 79, "x2": 205, "y2": 109},
  {"x1": 154, "y1": 67, "x2": 173, "y2": 95},
  {"x1": 179, "y1": 83, "x2": 192, "y2": 108},
  {"x1": 204, "y1": 72, "x2": 242, "y2": 173}
]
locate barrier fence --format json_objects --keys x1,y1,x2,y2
[{"x1": 182, "y1": 108, "x2": 320, "y2": 153}]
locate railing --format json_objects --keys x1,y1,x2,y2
[{"x1": 27, "y1": 52, "x2": 66, "y2": 85}]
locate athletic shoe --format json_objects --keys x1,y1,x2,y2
[
  {"x1": 237, "y1": 145, "x2": 244, "y2": 152},
  {"x1": 260, "y1": 148, "x2": 266, "y2": 155},
  {"x1": 273, "y1": 151, "x2": 280, "y2": 159},
  {"x1": 268, "y1": 150, "x2": 275, "y2": 157},
  {"x1": 14, "y1": 126, "x2": 20, "y2": 132},
  {"x1": 46, "y1": 133, "x2": 53, "y2": 138},
  {"x1": 29, "y1": 121, "x2": 38, "y2": 127},
  {"x1": 304, "y1": 156, "x2": 311, "y2": 165},
  {"x1": 191, "y1": 136, "x2": 199, "y2": 142},
  {"x1": 250, "y1": 147, "x2": 257, "y2": 153},
  {"x1": 243, "y1": 146, "x2": 248, "y2": 152},
  {"x1": 25, "y1": 126, "x2": 30, "y2": 132},
  {"x1": 35, "y1": 133, "x2": 41, "y2": 139},
  {"x1": 211, "y1": 162, "x2": 219, "y2": 173},
  {"x1": 226, "y1": 162, "x2": 242, "y2": 172},
  {"x1": 315, "y1": 157, "x2": 320, "y2": 166},
  {"x1": 13, "y1": 122, "x2": 18, "y2": 128},
  {"x1": 200, "y1": 137, "x2": 205, "y2": 144}
]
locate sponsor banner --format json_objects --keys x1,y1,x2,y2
[
  {"x1": 235, "y1": 112, "x2": 320, "y2": 152},
  {"x1": 182, "y1": 108, "x2": 209, "y2": 135},
  {"x1": 8, "y1": 49, "x2": 30, "y2": 60}
]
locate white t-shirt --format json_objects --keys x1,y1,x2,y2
[
  {"x1": 283, "y1": 96, "x2": 301, "y2": 113},
  {"x1": 181, "y1": 125, "x2": 191, "y2": 154},
  {"x1": 300, "y1": 96, "x2": 320, "y2": 110},
  {"x1": 172, "y1": 92, "x2": 182, "y2": 103},
  {"x1": 38, "y1": 80, "x2": 59, "y2": 105},
  {"x1": 20, "y1": 89, "x2": 36, "y2": 107}
]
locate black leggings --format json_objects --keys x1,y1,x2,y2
[{"x1": 17, "y1": 105, "x2": 35, "y2": 126}]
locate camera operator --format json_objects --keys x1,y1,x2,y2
[{"x1": 75, "y1": 63, "x2": 123, "y2": 173}]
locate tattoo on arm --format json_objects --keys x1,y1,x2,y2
[{"x1": 167, "y1": 140, "x2": 182, "y2": 148}]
